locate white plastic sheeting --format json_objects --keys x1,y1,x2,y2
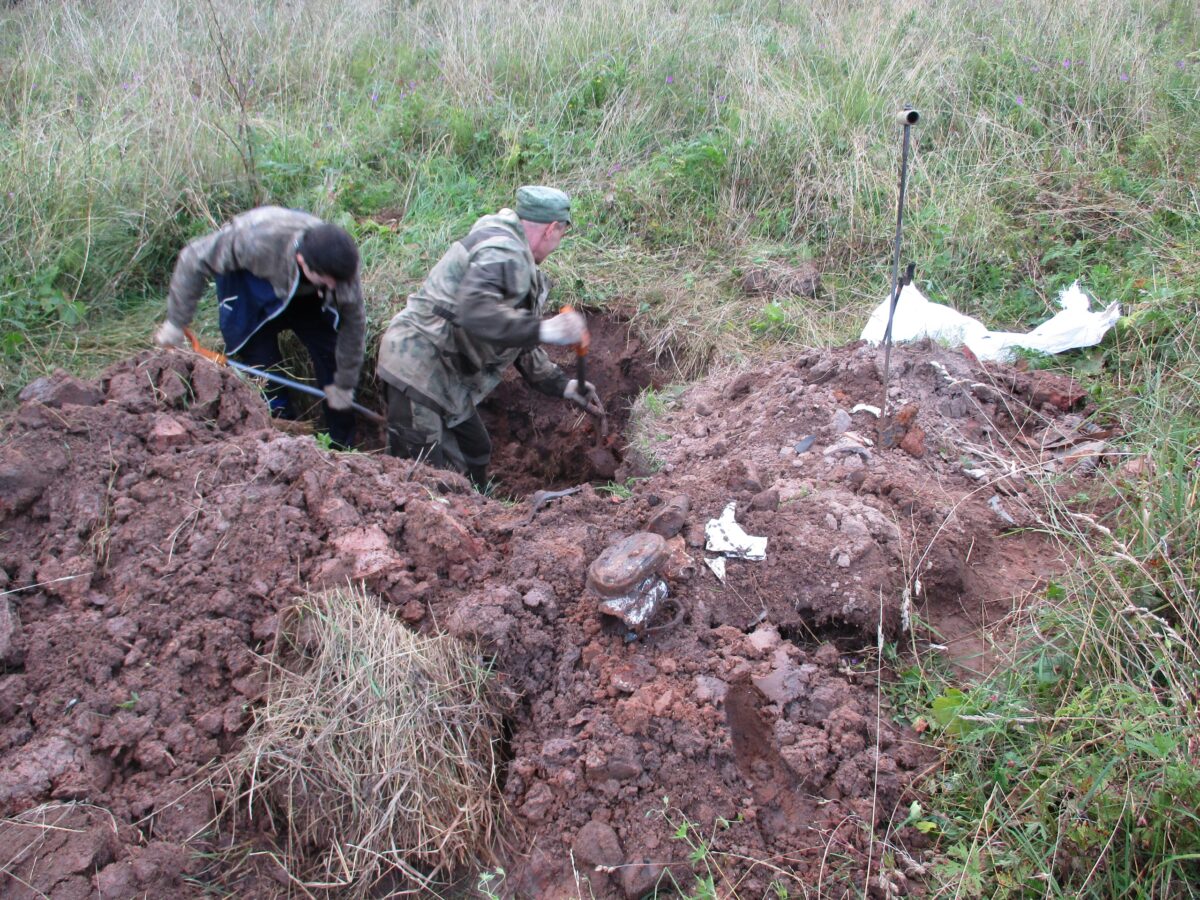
[{"x1": 860, "y1": 280, "x2": 1121, "y2": 362}]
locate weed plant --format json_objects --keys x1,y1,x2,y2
[{"x1": 889, "y1": 389, "x2": 1200, "y2": 896}]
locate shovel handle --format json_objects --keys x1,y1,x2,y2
[
  {"x1": 184, "y1": 327, "x2": 227, "y2": 365},
  {"x1": 558, "y1": 307, "x2": 608, "y2": 428},
  {"x1": 575, "y1": 348, "x2": 588, "y2": 391},
  {"x1": 560, "y1": 305, "x2": 590, "y2": 354},
  {"x1": 560, "y1": 304, "x2": 594, "y2": 395},
  {"x1": 182, "y1": 328, "x2": 386, "y2": 426}
]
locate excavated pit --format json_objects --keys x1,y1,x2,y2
[
  {"x1": 272, "y1": 311, "x2": 658, "y2": 494},
  {"x1": 0, "y1": 337, "x2": 1087, "y2": 898},
  {"x1": 479, "y1": 312, "x2": 660, "y2": 494}
]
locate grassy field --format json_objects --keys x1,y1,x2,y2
[{"x1": 1, "y1": 0, "x2": 1198, "y2": 895}]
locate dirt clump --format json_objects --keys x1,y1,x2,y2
[
  {"x1": 740, "y1": 261, "x2": 822, "y2": 299},
  {"x1": 0, "y1": 335, "x2": 1086, "y2": 896}
]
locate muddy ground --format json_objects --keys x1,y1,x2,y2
[{"x1": 0, "y1": 322, "x2": 1091, "y2": 898}]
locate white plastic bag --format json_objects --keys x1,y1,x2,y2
[{"x1": 860, "y1": 280, "x2": 1121, "y2": 362}]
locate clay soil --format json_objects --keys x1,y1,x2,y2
[{"x1": 0, "y1": 322, "x2": 1087, "y2": 898}]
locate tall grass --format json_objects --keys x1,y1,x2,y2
[
  {"x1": 2, "y1": 0, "x2": 1199, "y2": 894},
  {"x1": 1, "y1": 0, "x2": 1195, "y2": 389}
]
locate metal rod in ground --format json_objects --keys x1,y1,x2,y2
[
  {"x1": 224, "y1": 358, "x2": 386, "y2": 425},
  {"x1": 880, "y1": 105, "x2": 920, "y2": 418}
]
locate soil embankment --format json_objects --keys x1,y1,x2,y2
[{"x1": 0, "y1": 333, "x2": 1083, "y2": 897}]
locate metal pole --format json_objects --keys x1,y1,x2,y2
[
  {"x1": 880, "y1": 105, "x2": 919, "y2": 418},
  {"x1": 183, "y1": 328, "x2": 385, "y2": 425},
  {"x1": 223, "y1": 358, "x2": 387, "y2": 425}
]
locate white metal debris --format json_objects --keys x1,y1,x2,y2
[
  {"x1": 704, "y1": 557, "x2": 726, "y2": 582},
  {"x1": 988, "y1": 495, "x2": 1017, "y2": 525},
  {"x1": 705, "y1": 502, "x2": 767, "y2": 561},
  {"x1": 598, "y1": 577, "x2": 669, "y2": 627}
]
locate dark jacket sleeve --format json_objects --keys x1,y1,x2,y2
[
  {"x1": 514, "y1": 348, "x2": 568, "y2": 398},
  {"x1": 454, "y1": 248, "x2": 541, "y2": 348},
  {"x1": 331, "y1": 278, "x2": 367, "y2": 390}
]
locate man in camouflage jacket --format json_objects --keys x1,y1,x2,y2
[
  {"x1": 154, "y1": 207, "x2": 366, "y2": 448},
  {"x1": 377, "y1": 186, "x2": 602, "y2": 489}
]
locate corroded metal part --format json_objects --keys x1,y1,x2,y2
[
  {"x1": 597, "y1": 577, "x2": 668, "y2": 629},
  {"x1": 586, "y1": 532, "x2": 669, "y2": 598}
]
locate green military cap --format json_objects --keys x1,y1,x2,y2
[{"x1": 516, "y1": 185, "x2": 572, "y2": 225}]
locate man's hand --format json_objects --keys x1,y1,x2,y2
[
  {"x1": 564, "y1": 379, "x2": 604, "y2": 416},
  {"x1": 538, "y1": 310, "x2": 587, "y2": 345},
  {"x1": 154, "y1": 321, "x2": 186, "y2": 348},
  {"x1": 323, "y1": 384, "x2": 354, "y2": 410}
]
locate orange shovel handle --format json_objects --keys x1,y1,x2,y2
[{"x1": 183, "y1": 328, "x2": 228, "y2": 365}]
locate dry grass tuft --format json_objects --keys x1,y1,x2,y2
[{"x1": 223, "y1": 585, "x2": 505, "y2": 896}]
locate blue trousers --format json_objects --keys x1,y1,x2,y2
[{"x1": 236, "y1": 304, "x2": 356, "y2": 448}]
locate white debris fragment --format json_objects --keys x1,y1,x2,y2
[
  {"x1": 598, "y1": 577, "x2": 669, "y2": 628},
  {"x1": 963, "y1": 468, "x2": 989, "y2": 481},
  {"x1": 824, "y1": 439, "x2": 872, "y2": 461},
  {"x1": 988, "y1": 495, "x2": 1017, "y2": 525},
  {"x1": 705, "y1": 502, "x2": 767, "y2": 560},
  {"x1": 851, "y1": 404, "x2": 881, "y2": 417},
  {"x1": 704, "y1": 557, "x2": 727, "y2": 582}
]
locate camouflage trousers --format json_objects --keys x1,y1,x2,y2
[{"x1": 384, "y1": 383, "x2": 492, "y2": 489}]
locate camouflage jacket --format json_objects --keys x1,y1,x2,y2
[
  {"x1": 377, "y1": 209, "x2": 568, "y2": 425},
  {"x1": 166, "y1": 207, "x2": 366, "y2": 391}
]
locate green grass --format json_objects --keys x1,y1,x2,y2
[
  {"x1": 887, "y1": 394, "x2": 1200, "y2": 897},
  {"x1": 2, "y1": 0, "x2": 1199, "y2": 895},
  {"x1": 3, "y1": 0, "x2": 1196, "y2": 390}
]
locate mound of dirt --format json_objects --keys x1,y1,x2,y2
[{"x1": 0, "y1": 337, "x2": 1087, "y2": 896}]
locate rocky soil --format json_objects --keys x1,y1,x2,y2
[{"x1": 0, "y1": 329, "x2": 1092, "y2": 898}]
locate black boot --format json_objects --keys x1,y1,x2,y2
[{"x1": 467, "y1": 464, "x2": 490, "y2": 493}]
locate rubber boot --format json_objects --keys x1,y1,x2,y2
[{"x1": 467, "y1": 464, "x2": 490, "y2": 493}]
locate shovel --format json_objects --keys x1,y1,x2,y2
[
  {"x1": 560, "y1": 307, "x2": 618, "y2": 478},
  {"x1": 561, "y1": 305, "x2": 608, "y2": 436},
  {"x1": 182, "y1": 328, "x2": 386, "y2": 425}
]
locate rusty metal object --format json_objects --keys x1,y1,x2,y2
[
  {"x1": 645, "y1": 494, "x2": 690, "y2": 539},
  {"x1": 587, "y1": 533, "x2": 669, "y2": 597},
  {"x1": 521, "y1": 485, "x2": 583, "y2": 525},
  {"x1": 663, "y1": 535, "x2": 697, "y2": 582},
  {"x1": 877, "y1": 402, "x2": 919, "y2": 450},
  {"x1": 588, "y1": 532, "x2": 675, "y2": 633},
  {"x1": 643, "y1": 597, "x2": 688, "y2": 635}
]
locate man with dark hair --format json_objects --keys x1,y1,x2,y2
[
  {"x1": 377, "y1": 185, "x2": 603, "y2": 490},
  {"x1": 155, "y1": 207, "x2": 366, "y2": 448}
]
